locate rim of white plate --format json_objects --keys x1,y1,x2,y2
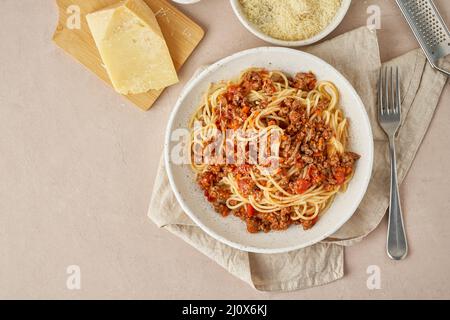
[{"x1": 164, "y1": 47, "x2": 374, "y2": 254}]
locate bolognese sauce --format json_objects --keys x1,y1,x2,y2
[{"x1": 191, "y1": 69, "x2": 360, "y2": 233}]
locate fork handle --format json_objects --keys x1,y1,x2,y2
[{"x1": 387, "y1": 138, "x2": 408, "y2": 260}]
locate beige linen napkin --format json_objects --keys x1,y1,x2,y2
[{"x1": 148, "y1": 27, "x2": 448, "y2": 291}]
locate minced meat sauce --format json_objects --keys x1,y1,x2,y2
[{"x1": 195, "y1": 70, "x2": 360, "y2": 233}]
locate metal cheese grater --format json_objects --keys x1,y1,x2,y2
[{"x1": 396, "y1": 0, "x2": 450, "y2": 76}]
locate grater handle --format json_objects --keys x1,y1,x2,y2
[{"x1": 431, "y1": 63, "x2": 450, "y2": 77}]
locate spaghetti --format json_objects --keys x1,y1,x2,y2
[{"x1": 189, "y1": 68, "x2": 360, "y2": 233}]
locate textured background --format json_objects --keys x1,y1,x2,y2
[{"x1": 0, "y1": 0, "x2": 449, "y2": 299}]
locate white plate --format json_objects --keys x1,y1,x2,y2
[
  {"x1": 164, "y1": 47, "x2": 373, "y2": 254},
  {"x1": 229, "y1": 0, "x2": 352, "y2": 47}
]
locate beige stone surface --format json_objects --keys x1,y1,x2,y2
[{"x1": 0, "y1": 0, "x2": 449, "y2": 299}]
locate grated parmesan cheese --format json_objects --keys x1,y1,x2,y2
[{"x1": 239, "y1": 0, "x2": 342, "y2": 41}]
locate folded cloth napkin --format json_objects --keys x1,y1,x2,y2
[{"x1": 148, "y1": 26, "x2": 448, "y2": 291}]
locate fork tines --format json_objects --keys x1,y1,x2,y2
[{"x1": 378, "y1": 67, "x2": 401, "y2": 122}]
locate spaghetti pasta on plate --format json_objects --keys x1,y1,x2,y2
[
  {"x1": 189, "y1": 68, "x2": 360, "y2": 233},
  {"x1": 165, "y1": 47, "x2": 373, "y2": 253}
]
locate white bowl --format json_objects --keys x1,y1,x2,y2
[
  {"x1": 171, "y1": 0, "x2": 201, "y2": 4},
  {"x1": 229, "y1": 0, "x2": 352, "y2": 47},
  {"x1": 165, "y1": 47, "x2": 373, "y2": 254}
]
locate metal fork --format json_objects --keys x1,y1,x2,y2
[{"x1": 378, "y1": 67, "x2": 408, "y2": 260}]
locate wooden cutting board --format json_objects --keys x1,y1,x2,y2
[{"x1": 53, "y1": 0, "x2": 204, "y2": 111}]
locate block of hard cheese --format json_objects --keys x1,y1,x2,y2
[{"x1": 86, "y1": 0, "x2": 179, "y2": 95}]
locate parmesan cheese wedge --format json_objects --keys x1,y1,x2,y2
[{"x1": 86, "y1": 0, "x2": 179, "y2": 95}]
